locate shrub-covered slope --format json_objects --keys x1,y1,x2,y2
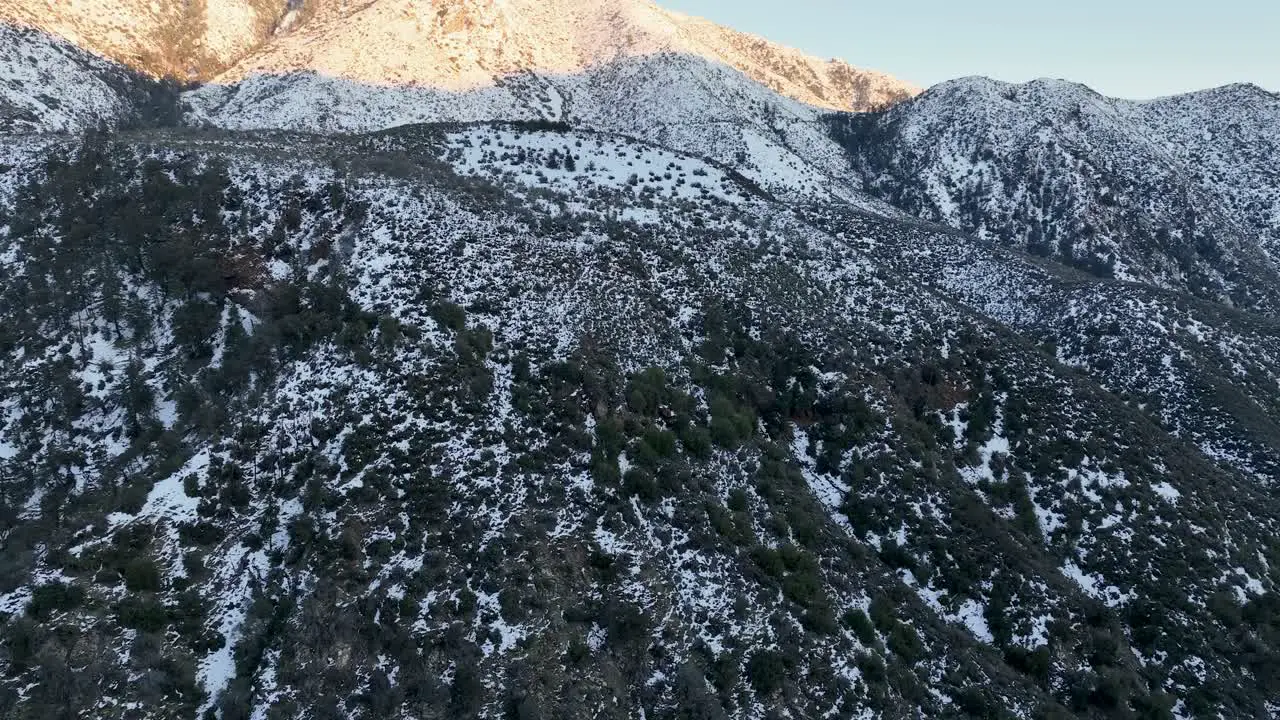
[{"x1": 0, "y1": 126, "x2": 1277, "y2": 720}]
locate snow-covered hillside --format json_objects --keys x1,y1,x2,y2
[
  {"x1": 1138, "y1": 83, "x2": 1280, "y2": 256},
  {"x1": 0, "y1": 24, "x2": 140, "y2": 133},
  {"x1": 436, "y1": 124, "x2": 755, "y2": 209},
  {"x1": 200, "y1": 0, "x2": 915, "y2": 113},
  {"x1": 1, "y1": 0, "x2": 919, "y2": 200},
  {"x1": 4, "y1": 2, "x2": 1280, "y2": 719}
]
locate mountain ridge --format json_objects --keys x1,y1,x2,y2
[
  {"x1": 0, "y1": 0, "x2": 286, "y2": 77},
  {"x1": 202, "y1": 0, "x2": 917, "y2": 111}
]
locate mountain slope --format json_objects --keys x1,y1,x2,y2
[
  {"x1": 202, "y1": 0, "x2": 914, "y2": 112},
  {"x1": 1138, "y1": 83, "x2": 1280, "y2": 256},
  {"x1": 0, "y1": 122, "x2": 1278, "y2": 719},
  {"x1": 0, "y1": 0, "x2": 286, "y2": 77},
  {"x1": 830, "y1": 77, "x2": 1280, "y2": 314}
]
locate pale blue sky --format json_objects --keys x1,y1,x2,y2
[{"x1": 661, "y1": 0, "x2": 1279, "y2": 99}]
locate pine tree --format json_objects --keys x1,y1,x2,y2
[{"x1": 119, "y1": 357, "x2": 155, "y2": 439}]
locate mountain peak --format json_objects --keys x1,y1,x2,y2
[
  {"x1": 1144, "y1": 80, "x2": 1279, "y2": 106},
  {"x1": 923, "y1": 76, "x2": 1100, "y2": 104},
  {"x1": 208, "y1": 0, "x2": 917, "y2": 112}
]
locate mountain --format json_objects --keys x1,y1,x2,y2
[
  {"x1": 830, "y1": 77, "x2": 1280, "y2": 313},
  {"x1": 2, "y1": 3, "x2": 1280, "y2": 720},
  {"x1": 182, "y1": 0, "x2": 918, "y2": 201},
  {"x1": 1, "y1": 0, "x2": 920, "y2": 202},
  {"x1": 1139, "y1": 83, "x2": 1280, "y2": 256},
  {"x1": 0, "y1": 24, "x2": 135, "y2": 133},
  {"x1": 195, "y1": 0, "x2": 914, "y2": 114}
]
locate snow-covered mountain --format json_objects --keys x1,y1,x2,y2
[
  {"x1": 3, "y1": 2, "x2": 1280, "y2": 719},
  {"x1": 182, "y1": 0, "x2": 918, "y2": 201},
  {"x1": 1139, "y1": 83, "x2": 1280, "y2": 254},
  {"x1": 0, "y1": 24, "x2": 134, "y2": 133},
  {"x1": 832, "y1": 77, "x2": 1280, "y2": 313},
  {"x1": 196, "y1": 0, "x2": 913, "y2": 113},
  {"x1": 2, "y1": 0, "x2": 919, "y2": 200}
]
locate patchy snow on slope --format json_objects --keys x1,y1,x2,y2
[
  {"x1": 1151, "y1": 481, "x2": 1181, "y2": 504},
  {"x1": 958, "y1": 395, "x2": 1010, "y2": 486},
  {"x1": 198, "y1": 543, "x2": 254, "y2": 714},
  {"x1": 141, "y1": 452, "x2": 207, "y2": 522},
  {"x1": 1014, "y1": 613, "x2": 1051, "y2": 649},
  {"x1": 953, "y1": 598, "x2": 995, "y2": 643},
  {"x1": 789, "y1": 427, "x2": 852, "y2": 526},
  {"x1": 0, "y1": 586, "x2": 31, "y2": 615},
  {"x1": 441, "y1": 125, "x2": 749, "y2": 207},
  {"x1": 1063, "y1": 458, "x2": 1130, "y2": 505},
  {"x1": 1062, "y1": 562, "x2": 1133, "y2": 607},
  {"x1": 912, "y1": 580, "x2": 995, "y2": 644},
  {"x1": 739, "y1": 126, "x2": 835, "y2": 200},
  {"x1": 860, "y1": 75, "x2": 1280, "y2": 315}
]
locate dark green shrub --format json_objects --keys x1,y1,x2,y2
[
  {"x1": 641, "y1": 428, "x2": 677, "y2": 459},
  {"x1": 843, "y1": 608, "x2": 877, "y2": 646},
  {"x1": 750, "y1": 546, "x2": 786, "y2": 579},
  {"x1": 118, "y1": 596, "x2": 169, "y2": 632},
  {"x1": 432, "y1": 302, "x2": 467, "y2": 332},
  {"x1": 887, "y1": 622, "x2": 924, "y2": 662},
  {"x1": 802, "y1": 603, "x2": 839, "y2": 635},
  {"x1": 679, "y1": 423, "x2": 713, "y2": 458},
  {"x1": 122, "y1": 558, "x2": 163, "y2": 592},
  {"x1": 746, "y1": 650, "x2": 787, "y2": 696},
  {"x1": 27, "y1": 582, "x2": 85, "y2": 620},
  {"x1": 623, "y1": 468, "x2": 659, "y2": 501},
  {"x1": 449, "y1": 663, "x2": 484, "y2": 718},
  {"x1": 856, "y1": 652, "x2": 886, "y2": 683},
  {"x1": 782, "y1": 567, "x2": 823, "y2": 608},
  {"x1": 869, "y1": 594, "x2": 896, "y2": 630},
  {"x1": 591, "y1": 456, "x2": 622, "y2": 487}
]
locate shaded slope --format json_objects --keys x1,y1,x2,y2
[{"x1": 0, "y1": 24, "x2": 178, "y2": 133}]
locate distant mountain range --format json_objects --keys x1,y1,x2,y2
[{"x1": 1, "y1": 2, "x2": 1278, "y2": 719}]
